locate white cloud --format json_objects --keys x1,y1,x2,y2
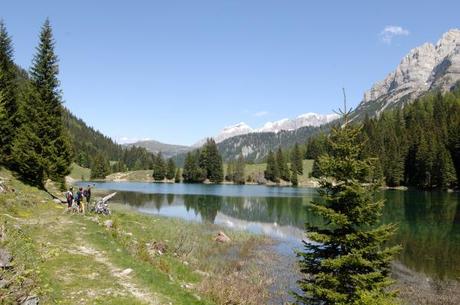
[
  {"x1": 380, "y1": 26, "x2": 410, "y2": 44},
  {"x1": 254, "y1": 110, "x2": 268, "y2": 117}
]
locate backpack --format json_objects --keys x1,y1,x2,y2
[
  {"x1": 66, "y1": 192, "x2": 73, "y2": 201},
  {"x1": 83, "y1": 190, "x2": 88, "y2": 197}
]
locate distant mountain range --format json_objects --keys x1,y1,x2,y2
[
  {"x1": 128, "y1": 29, "x2": 460, "y2": 162},
  {"x1": 123, "y1": 140, "x2": 191, "y2": 159},
  {"x1": 193, "y1": 112, "x2": 338, "y2": 147}
]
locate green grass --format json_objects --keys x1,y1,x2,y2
[
  {"x1": 69, "y1": 162, "x2": 91, "y2": 181},
  {"x1": 0, "y1": 167, "x2": 270, "y2": 305},
  {"x1": 226, "y1": 159, "x2": 315, "y2": 185},
  {"x1": 105, "y1": 170, "x2": 153, "y2": 182}
]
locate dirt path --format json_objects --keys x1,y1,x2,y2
[
  {"x1": 27, "y1": 207, "x2": 167, "y2": 305},
  {"x1": 69, "y1": 245, "x2": 161, "y2": 305}
]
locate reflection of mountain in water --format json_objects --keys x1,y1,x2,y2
[{"x1": 113, "y1": 189, "x2": 460, "y2": 280}]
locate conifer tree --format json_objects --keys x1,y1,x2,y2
[
  {"x1": 90, "y1": 154, "x2": 110, "y2": 179},
  {"x1": 30, "y1": 19, "x2": 72, "y2": 185},
  {"x1": 174, "y1": 168, "x2": 181, "y2": 183},
  {"x1": 233, "y1": 153, "x2": 246, "y2": 184},
  {"x1": 276, "y1": 148, "x2": 290, "y2": 181},
  {"x1": 296, "y1": 112, "x2": 399, "y2": 304},
  {"x1": 264, "y1": 150, "x2": 279, "y2": 182},
  {"x1": 0, "y1": 21, "x2": 20, "y2": 163},
  {"x1": 199, "y1": 138, "x2": 223, "y2": 183},
  {"x1": 291, "y1": 168, "x2": 298, "y2": 186},
  {"x1": 166, "y1": 158, "x2": 176, "y2": 180},
  {"x1": 225, "y1": 162, "x2": 234, "y2": 182},
  {"x1": 152, "y1": 152, "x2": 166, "y2": 181},
  {"x1": 291, "y1": 143, "x2": 303, "y2": 175},
  {"x1": 11, "y1": 84, "x2": 46, "y2": 186}
]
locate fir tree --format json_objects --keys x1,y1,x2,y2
[
  {"x1": 264, "y1": 150, "x2": 279, "y2": 182},
  {"x1": 30, "y1": 19, "x2": 72, "y2": 185},
  {"x1": 291, "y1": 168, "x2": 298, "y2": 186},
  {"x1": 174, "y1": 168, "x2": 181, "y2": 183},
  {"x1": 166, "y1": 158, "x2": 176, "y2": 180},
  {"x1": 11, "y1": 85, "x2": 46, "y2": 186},
  {"x1": 225, "y1": 162, "x2": 234, "y2": 182},
  {"x1": 291, "y1": 143, "x2": 304, "y2": 175},
  {"x1": 152, "y1": 152, "x2": 166, "y2": 181},
  {"x1": 276, "y1": 148, "x2": 290, "y2": 181},
  {"x1": 233, "y1": 153, "x2": 246, "y2": 184},
  {"x1": 199, "y1": 138, "x2": 223, "y2": 183},
  {"x1": 0, "y1": 21, "x2": 20, "y2": 163},
  {"x1": 90, "y1": 154, "x2": 110, "y2": 179},
  {"x1": 296, "y1": 113, "x2": 399, "y2": 304}
]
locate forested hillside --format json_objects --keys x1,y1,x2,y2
[
  {"x1": 63, "y1": 109, "x2": 154, "y2": 172},
  {"x1": 309, "y1": 87, "x2": 460, "y2": 189}
]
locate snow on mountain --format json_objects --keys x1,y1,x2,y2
[{"x1": 194, "y1": 112, "x2": 338, "y2": 146}]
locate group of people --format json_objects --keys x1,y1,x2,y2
[{"x1": 66, "y1": 185, "x2": 92, "y2": 213}]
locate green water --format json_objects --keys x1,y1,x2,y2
[{"x1": 84, "y1": 181, "x2": 460, "y2": 280}]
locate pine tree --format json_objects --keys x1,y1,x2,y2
[
  {"x1": 11, "y1": 85, "x2": 46, "y2": 186},
  {"x1": 276, "y1": 148, "x2": 290, "y2": 181},
  {"x1": 233, "y1": 153, "x2": 246, "y2": 184},
  {"x1": 152, "y1": 152, "x2": 166, "y2": 181},
  {"x1": 264, "y1": 150, "x2": 279, "y2": 182},
  {"x1": 166, "y1": 158, "x2": 176, "y2": 180},
  {"x1": 199, "y1": 139, "x2": 223, "y2": 183},
  {"x1": 174, "y1": 168, "x2": 181, "y2": 183},
  {"x1": 291, "y1": 143, "x2": 304, "y2": 175},
  {"x1": 225, "y1": 162, "x2": 234, "y2": 182},
  {"x1": 90, "y1": 154, "x2": 110, "y2": 179},
  {"x1": 0, "y1": 21, "x2": 20, "y2": 164},
  {"x1": 30, "y1": 19, "x2": 72, "y2": 185},
  {"x1": 291, "y1": 168, "x2": 298, "y2": 186},
  {"x1": 182, "y1": 151, "x2": 205, "y2": 183},
  {"x1": 296, "y1": 116, "x2": 399, "y2": 304}
]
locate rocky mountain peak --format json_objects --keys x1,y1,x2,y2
[{"x1": 356, "y1": 29, "x2": 460, "y2": 119}]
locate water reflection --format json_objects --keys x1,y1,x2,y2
[{"x1": 111, "y1": 186, "x2": 459, "y2": 280}]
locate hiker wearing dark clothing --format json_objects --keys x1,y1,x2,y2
[
  {"x1": 66, "y1": 187, "x2": 74, "y2": 209},
  {"x1": 84, "y1": 185, "x2": 91, "y2": 203},
  {"x1": 76, "y1": 187, "x2": 83, "y2": 212}
]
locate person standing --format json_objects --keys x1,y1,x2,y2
[
  {"x1": 66, "y1": 187, "x2": 74, "y2": 210},
  {"x1": 84, "y1": 185, "x2": 91, "y2": 204},
  {"x1": 76, "y1": 187, "x2": 83, "y2": 213}
]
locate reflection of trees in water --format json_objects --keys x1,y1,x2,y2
[
  {"x1": 114, "y1": 192, "x2": 173, "y2": 210},
  {"x1": 382, "y1": 190, "x2": 460, "y2": 279},
  {"x1": 183, "y1": 195, "x2": 221, "y2": 223},
  {"x1": 115, "y1": 189, "x2": 460, "y2": 280}
]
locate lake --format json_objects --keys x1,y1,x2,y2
[{"x1": 79, "y1": 181, "x2": 460, "y2": 281}]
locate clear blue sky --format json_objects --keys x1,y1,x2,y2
[{"x1": 2, "y1": 1, "x2": 460, "y2": 145}]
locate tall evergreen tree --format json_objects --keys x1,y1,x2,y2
[
  {"x1": 166, "y1": 158, "x2": 176, "y2": 180},
  {"x1": 199, "y1": 138, "x2": 223, "y2": 183},
  {"x1": 0, "y1": 21, "x2": 20, "y2": 163},
  {"x1": 225, "y1": 162, "x2": 234, "y2": 182},
  {"x1": 30, "y1": 19, "x2": 72, "y2": 186},
  {"x1": 233, "y1": 153, "x2": 246, "y2": 184},
  {"x1": 152, "y1": 152, "x2": 166, "y2": 181},
  {"x1": 291, "y1": 142, "x2": 304, "y2": 175},
  {"x1": 11, "y1": 84, "x2": 46, "y2": 186},
  {"x1": 90, "y1": 154, "x2": 110, "y2": 179},
  {"x1": 174, "y1": 168, "x2": 181, "y2": 183},
  {"x1": 264, "y1": 150, "x2": 279, "y2": 182},
  {"x1": 276, "y1": 148, "x2": 290, "y2": 181},
  {"x1": 296, "y1": 117, "x2": 399, "y2": 304}
]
